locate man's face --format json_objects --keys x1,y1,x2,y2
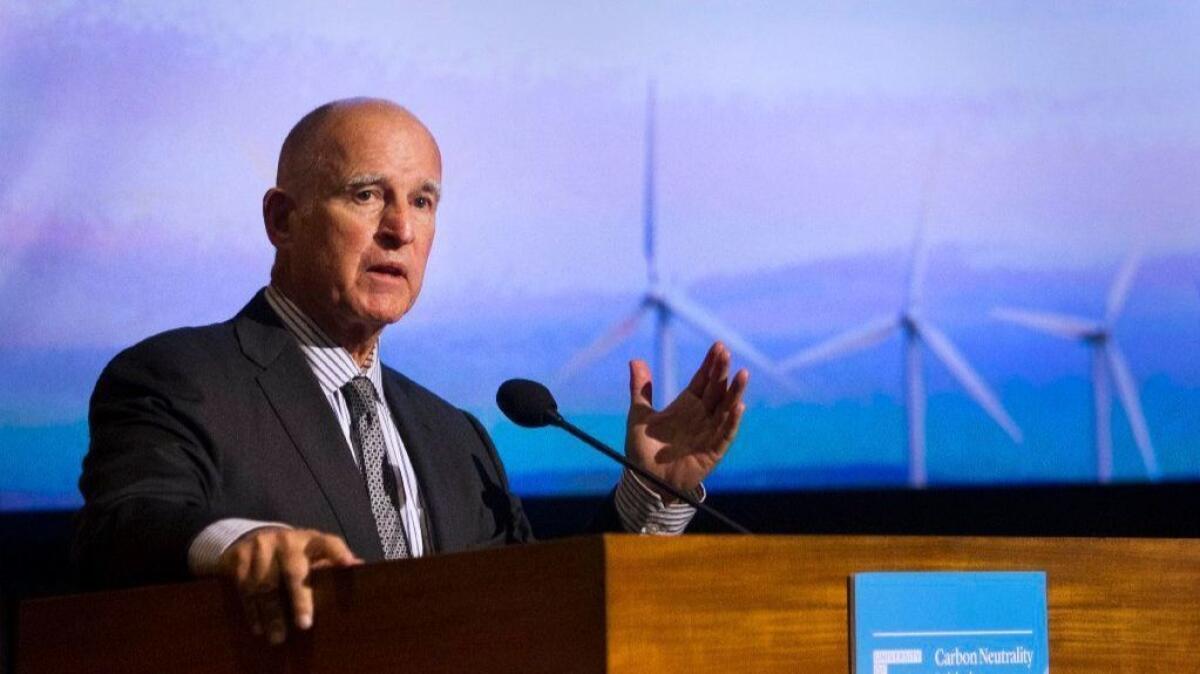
[{"x1": 279, "y1": 106, "x2": 442, "y2": 336}]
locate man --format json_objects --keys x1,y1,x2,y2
[{"x1": 76, "y1": 98, "x2": 748, "y2": 645}]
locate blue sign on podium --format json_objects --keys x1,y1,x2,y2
[{"x1": 851, "y1": 572, "x2": 1049, "y2": 674}]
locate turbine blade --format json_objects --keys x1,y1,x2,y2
[
  {"x1": 907, "y1": 227, "x2": 929, "y2": 310},
  {"x1": 642, "y1": 81, "x2": 658, "y2": 284},
  {"x1": 780, "y1": 314, "x2": 900, "y2": 371},
  {"x1": 659, "y1": 287, "x2": 797, "y2": 391},
  {"x1": 1104, "y1": 343, "x2": 1160, "y2": 479},
  {"x1": 906, "y1": 141, "x2": 943, "y2": 310},
  {"x1": 1105, "y1": 251, "x2": 1142, "y2": 324},
  {"x1": 917, "y1": 321, "x2": 1024, "y2": 443},
  {"x1": 554, "y1": 303, "x2": 650, "y2": 383},
  {"x1": 991, "y1": 307, "x2": 1099, "y2": 340}
]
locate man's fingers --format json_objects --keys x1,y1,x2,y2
[
  {"x1": 684, "y1": 343, "x2": 719, "y2": 398},
  {"x1": 218, "y1": 529, "x2": 362, "y2": 645},
  {"x1": 726, "y1": 368, "x2": 749, "y2": 404},
  {"x1": 628, "y1": 359, "x2": 654, "y2": 416},
  {"x1": 241, "y1": 592, "x2": 264, "y2": 636},
  {"x1": 281, "y1": 545, "x2": 314, "y2": 631},
  {"x1": 718, "y1": 401, "x2": 747, "y2": 449},
  {"x1": 262, "y1": 552, "x2": 288, "y2": 646},
  {"x1": 715, "y1": 371, "x2": 749, "y2": 446},
  {"x1": 246, "y1": 548, "x2": 287, "y2": 645},
  {"x1": 257, "y1": 590, "x2": 288, "y2": 645},
  {"x1": 223, "y1": 538, "x2": 261, "y2": 635},
  {"x1": 244, "y1": 532, "x2": 286, "y2": 644},
  {"x1": 249, "y1": 535, "x2": 278, "y2": 591},
  {"x1": 305, "y1": 533, "x2": 361, "y2": 567},
  {"x1": 238, "y1": 539, "x2": 279, "y2": 638},
  {"x1": 277, "y1": 533, "x2": 360, "y2": 634},
  {"x1": 700, "y1": 345, "x2": 732, "y2": 414}
]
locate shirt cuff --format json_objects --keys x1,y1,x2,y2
[
  {"x1": 187, "y1": 518, "x2": 292, "y2": 576},
  {"x1": 613, "y1": 469, "x2": 704, "y2": 535}
]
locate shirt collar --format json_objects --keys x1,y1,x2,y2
[{"x1": 263, "y1": 285, "x2": 383, "y2": 400}]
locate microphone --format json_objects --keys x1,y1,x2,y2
[
  {"x1": 496, "y1": 378, "x2": 560, "y2": 428},
  {"x1": 496, "y1": 378, "x2": 750, "y2": 534}
]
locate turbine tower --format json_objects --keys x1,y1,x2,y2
[
  {"x1": 555, "y1": 83, "x2": 794, "y2": 401},
  {"x1": 992, "y1": 253, "x2": 1159, "y2": 483},
  {"x1": 780, "y1": 191, "x2": 1022, "y2": 488}
]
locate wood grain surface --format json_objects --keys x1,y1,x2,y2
[
  {"x1": 18, "y1": 537, "x2": 609, "y2": 674},
  {"x1": 604, "y1": 534, "x2": 1200, "y2": 673},
  {"x1": 17, "y1": 535, "x2": 1200, "y2": 673}
]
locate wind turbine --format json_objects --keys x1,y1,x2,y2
[
  {"x1": 554, "y1": 84, "x2": 794, "y2": 402},
  {"x1": 779, "y1": 189, "x2": 1023, "y2": 488},
  {"x1": 992, "y1": 253, "x2": 1159, "y2": 483}
]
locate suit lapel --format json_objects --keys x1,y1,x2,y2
[
  {"x1": 234, "y1": 293, "x2": 385, "y2": 562},
  {"x1": 381, "y1": 372, "x2": 453, "y2": 554}
]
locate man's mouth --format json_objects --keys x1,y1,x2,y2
[{"x1": 367, "y1": 263, "x2": 406, "y2": 278}]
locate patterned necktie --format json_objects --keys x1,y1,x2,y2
[{"x1": 342, "y1": 376, "x2": 409, "y2": 559}]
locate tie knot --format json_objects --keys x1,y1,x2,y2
[{"x1": 342, "y1": 376, "x2": 376, "y2": 408}]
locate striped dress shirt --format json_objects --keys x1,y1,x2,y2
[{"x1": 188, "y1": 286, "x2": 698, "y2": 574}]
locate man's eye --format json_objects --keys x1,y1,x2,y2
[
  {"x1": 353, "y1": 189, "x2": 379, "y2": 203},
  {"x1": 414, "y1": 196, "x2": 433, "y2": 209}
]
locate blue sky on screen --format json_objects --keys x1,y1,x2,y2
[
  {"x1": 1, "y1": 2, "x2": 1198, "y2": 503},
  {"x1": 3, "y1": 2, "x2": 1198, "y2": 342}
]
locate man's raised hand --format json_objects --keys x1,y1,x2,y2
[
  {"x1": 217, "y1": 527, "x2": 362, "y2": 645},
  {"x1": 624, "y1": 342, "x2": 749, "y2": 500}
]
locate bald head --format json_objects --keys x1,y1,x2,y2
[
  {"x1": 263, "y1": 97, "x2": 444, "y2": 358},
  {"x1": 276, "y1": 97, "x2": 440, "y2": 198}
]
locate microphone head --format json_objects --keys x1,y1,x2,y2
[{"x1": 496, "y1": 378, "x2": 560, "y2": 428}]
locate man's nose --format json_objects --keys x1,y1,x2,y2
[{"x1": 376, "y1": 203, "x2": 415, "y2": 249}]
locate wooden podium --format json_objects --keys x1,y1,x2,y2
[{"x1": 17, "y1": 534, "x2": 1200, "y2": 673}]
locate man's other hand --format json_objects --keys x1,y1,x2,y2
[
  {"x1": 218, "y1": 527, "x2": 362, "y2": 645},
  {"x1": 625, "y1": 341, "x2": 749, "y2": 501}
]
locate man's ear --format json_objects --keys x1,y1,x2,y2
[{"x1": 263, "y1": 188, "x2": 297, "y2": 247}]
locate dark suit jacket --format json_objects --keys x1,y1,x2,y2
[{"x1": 76, "y1": 292, "x2": 608, "y2": 588}]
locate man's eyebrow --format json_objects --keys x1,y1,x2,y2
[
  {"x1": 344, "y1": 173, "x2": 386, "y2": 189},
  {"x1": 342, "y1": 175, "x2": 440, "y2": 201}
]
